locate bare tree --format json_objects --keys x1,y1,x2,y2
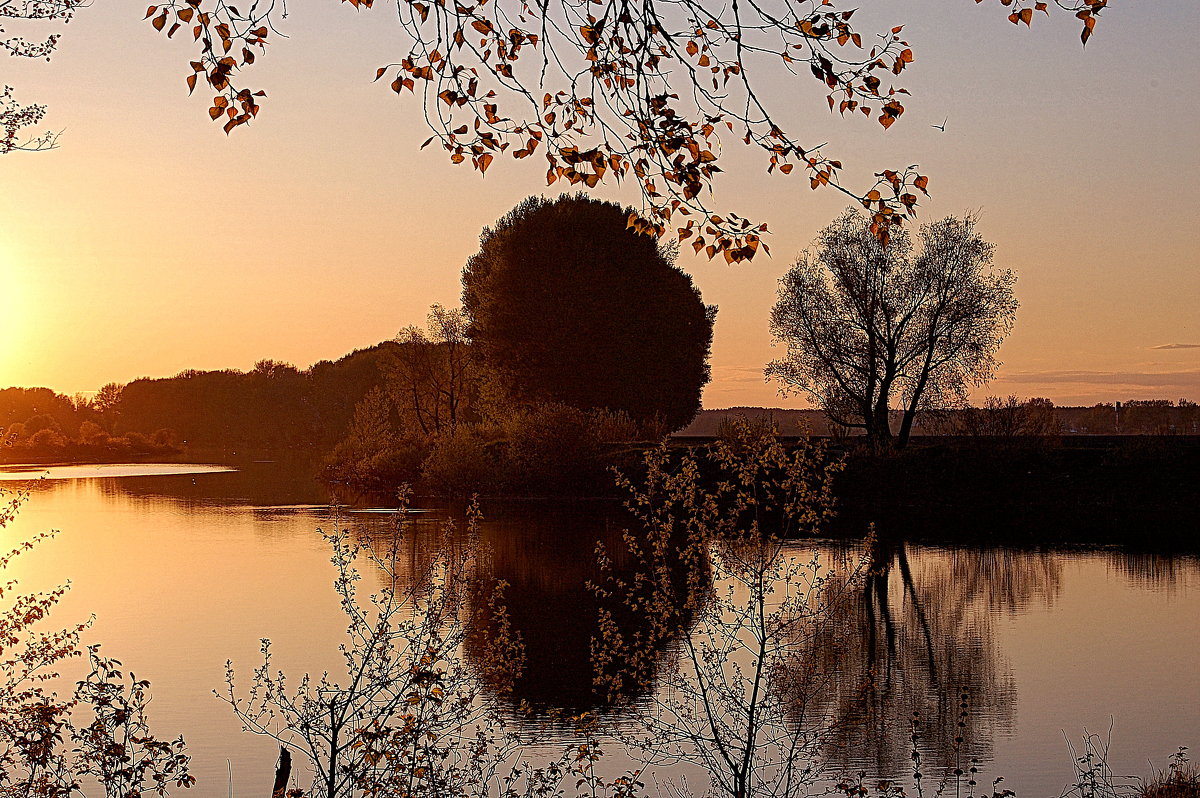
[
  {"x1": 767, "y1": 210, "x2": 1017, "y2": 448},
  {"x1": 386, "y1": 304, "x2": 479, "y2": 435}
]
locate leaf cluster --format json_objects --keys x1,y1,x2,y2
[{"x1": 141, "y1": 0, "x2": 1112, "y2": 255}]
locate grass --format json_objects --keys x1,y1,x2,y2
[{"x1": 1141, "y1": 751, "x2": 1200, "y2": 798}]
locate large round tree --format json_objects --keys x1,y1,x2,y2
[{"x1": 462, "y1": 194, "x2": 715, "y2": 433}]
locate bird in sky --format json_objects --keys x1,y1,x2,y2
[{"x1": 932, "y1": 118, "x2": 947, "y2": 132}]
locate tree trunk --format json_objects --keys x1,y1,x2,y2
[
  {"x1": 271, "y1": 747, "x2": 291, "y2": 798},
  {"x1": 897, "y1": 406, "x2": 916, "y2": 449},
  {"x1": 870, "y1": 403, "x2": 894, "y2": 449}
]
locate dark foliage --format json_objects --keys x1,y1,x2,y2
[
  {"x1": 114, "y1": 344, "x2": 398, "y2": 451},
  {"x1": 462, "y1": 194, "x2": 715, "y2": 433},
  {"x1": 831, "y1": 438, "x2": 1200, "y2": 548},
  {"x1": 0, "y1": 387, "x2": 82, "y2": 437}
]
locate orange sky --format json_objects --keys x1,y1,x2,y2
[{"x1": 1, "y1": 0, "x2": 1197, "y2": 408}]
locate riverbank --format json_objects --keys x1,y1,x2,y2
[
  {"x1": 830, "y1": 436, "x2": 1200, "y2": 549},
  {"x1": 0, "y1": 440, "x2": 182, "y2": 466}
]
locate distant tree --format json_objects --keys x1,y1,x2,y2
[
  {"x1": 0, "y1": 387, "x2": 80, "y2": 435},
  {"x1": 1, "y1": 421, "x2": 24, "y2": 446},
  {"x1": 251, "y1": 359, "x2": 298, "y2": 380},
  {"x1": 22, "y1": 413, "x2": 60, "y2": 436},
  {"x1": 1178, "y1": 399, "x2": 1199, "y2": 435},
  {"x1": 463, "y1": 194, "x2": 715, "y2": 433},
  {"x1": 1122, "y1": 399, "x2": 1173, "y2": 434},
  {"x1": 1078, "y1": 403, "x2": 1117, "y2": 434},
  {"x1": 27, "y1": 427, "x2": 66, "y2": 450},
  {"x1": 768, "y1": 210, "x2": 1017, "y2": 448},
  {"x1": 79, "y1": 420, "x2": 109, "y2": 445},
  {"x1": 956, "y1": 395, "x2": 1060, "y2": 437},
  {"x1": 386, "y1": 305, "x2": 480, "y2": 435},
  {"x1": 93, "y1": 382, "x2": 125, "y2": 431}
]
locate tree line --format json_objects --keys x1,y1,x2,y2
[
  {"x1": 1, "y1": 345, "x2": 396, "y2": 460},
  {"x1": 6, "y1": 199, "x2": 1197, "y2": 477}
]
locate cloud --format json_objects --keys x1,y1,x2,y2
[
  {"x1": 1150, "y1": 343, "x2": 1200, "y2": 350},
  {"x1": 997, "y1": 369, "x2": 1200, "y2": 389},
  {"x1": 711, "y1": 366, "x2": 770, "y2": 384}
]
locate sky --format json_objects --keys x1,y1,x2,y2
[{"x1": 1, "y1": 0, "x2": 1198, "y2": 408}]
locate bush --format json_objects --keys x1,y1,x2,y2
[
  {"x1": 27, "y1": 427, "x2": 67, "y2": 450},
  {"x1": 421, "y1": 424, "x2": 506, "y2": 497},
  {"x1": 591, "y1": 408, "x2": 641, "y2": 443},
  {"x1": 422, "y1": 404, "x2": 629, "y2": 496},
  {"x1": 502, "y1": 403, "x2": 609, "y2": 494},
  {"x1": 323, "y1": 436, "x2": 431, "y2": 493}
]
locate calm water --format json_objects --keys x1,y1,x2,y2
[{"x1": 2, "y1": 461, "x2": 1197, "y2": 797}]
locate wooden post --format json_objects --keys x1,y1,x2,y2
[{"x1": 271, "y1": 746, "x2": 291, "y2": 798}]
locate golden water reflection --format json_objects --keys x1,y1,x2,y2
[{"x1": 1, "y1": 464, "x2": 1196, "y2": 797}]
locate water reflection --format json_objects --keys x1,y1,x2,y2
[
  {"x1": 2, "y1": 465, "x2": 1196, "y2": 797},
  {"x1": 775, "y1": 540, "x2": 1063, "y2": 779},
  {"x1": 1109, "y1": 551, "x2": 1200, "y2": 590},
  {"x1": 470, "y1": 501, "x2": 697, "y2": 710},
  {"x1": 0, "y1": 463, "x2": 236, "y2": 480}
]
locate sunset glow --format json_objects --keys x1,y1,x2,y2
[
  {"x1": 1, "y1": 1, "x2": 1197, "y2": 406},
  {"x1": 2, "y1": 2, "x2": 1198, "y2": 793}
]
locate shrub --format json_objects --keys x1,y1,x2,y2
[
  {"x1": 27, "y1": 427, "x2": 67, "y2": 450},
  {"x1": 323, "y1": 436, "x2": 431, "y2": 493},
  {"x1": 591, "y1": 408, "x2": 641, "y2": 443},
  {"x1": 421, "y1": 424, "x2": 506, "y2": 496},
  {"x1": 502, "y1": 403, "x2": 608, "y2": 494}
]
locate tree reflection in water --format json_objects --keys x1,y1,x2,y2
[
  {"x1": 776, "y1": 537, "x2": 1062, "y2": 780},
  {"x1": 345, "y1": 492, "x2": 1068, "y2": 785},
  {"x1": 468, "y1": 501, "x2": 699, "y2": 710},
  {"x1": 1110, "y1": 551, "x2": 1200, "y2": 590},
  {"x1": 341, "y1": 478, "x2": 1080, "y2": 790}
]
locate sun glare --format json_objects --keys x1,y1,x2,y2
[{"x1": 0, "y1": 246, "x2": 30, "y2": 388}]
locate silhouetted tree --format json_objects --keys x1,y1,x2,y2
[
  {"x1": 1122, "y1": 399, "x2": 1173, "y2": 434},
  {"x1": 93, "y1": 382, "x2": 125, "y2": 432},
  {"x1": 956, "y1": 396, "x2": 1060, "y2": 437},
  {"x1": 386, "y1": 305, "x2": 480, "y2": 434},
  {"x1": 1178, "y1": 399, "x2": 1199, "y2": 435},
  {"x1": 463, "y1": 194, "x2": 715, "y2": 433},
  {"x1": 1078, "y1": 403, "x2": 1117, "y2": 434},
  {"x1": 114, "y1": 344, "x2": 396, "y2": 449},
  {"x1": 0, "y1": 387, "x2": 80, "y2": 436},
  {"x1": 767, "y1": 210, "x2": 1017, "y2": 448}
]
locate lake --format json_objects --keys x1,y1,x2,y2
[{"x1": 2, "y1": 460, "x2": 1197, "y2": 797}]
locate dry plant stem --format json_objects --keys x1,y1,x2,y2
[
  {"x1": 1, "y1": 484, "x2": 194, "y2": 796},
  {"x1": 593, "y1": 418, "x2": 862, "y2": 798}
]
